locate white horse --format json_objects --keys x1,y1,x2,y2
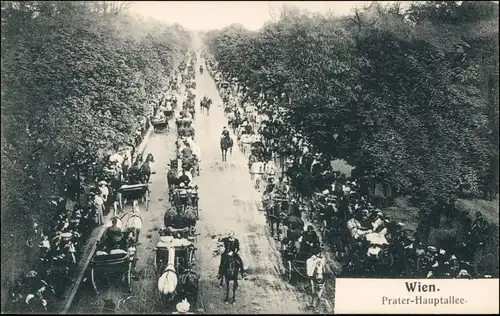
[
  {"x1": 125, "y1": 200, "x2": 143, "y2": 244},
  {"x1": 307, "y1": 256, "x2": 328, "y2": 309},
  {"x1": 158, "y1": 246, "x2": 178, "y2": 300}
]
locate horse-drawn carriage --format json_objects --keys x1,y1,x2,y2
[
  {"x1": 344, "y1": 217, "x2": 394, "y2": 274},
  {"x1": 152, "y1": 117, "x2": 169, "y2": 132},
  {"x1": 117, "y1": 184, "x2": 150, "y2": 212},
  {"x1": 156, "y1": 235, "x2": 199, "y2": 306},
  {"x1": 250, "y1": 140, "x2": 268, "y2": 160},
  {"x1": 89, "y1": 214, "x2": 139, "y2": 295},
  {"x1": 171, "y1": 185, "x2": 199, "y2": 219},
  {"x1": 176, "y1": 118, "x2": 195, "y2": 138},
  {"x1": 155, "y1": 235, "x2": 196, "y2": 275},
  {"x1": 90, "y1": 246, "x2": 135, "y2": 295},
  {"x1": 263, "y1": 193, "x2": 289, "y2": 240},
  {"x1": 281, "y1": 247, "x2": 308, "y2": 284}
]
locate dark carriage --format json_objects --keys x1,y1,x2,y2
[
  {"x1": 152, "y1": 118, "x2": 169, "y2": 132},
  {"x1": 280, "y1": 242, "x2": 313, "y2": 284},
  {"x1": 117, "y1": 184, "x2": 150, "y2": 212},
  {"x1": 89, "y1": 245, "x2": 136, "y2": 295},
  {"x1": 154, "y1": 236, "x2": 196, "y2": 276},
  {"x1": 163, "y1": 109, "x2": 175, "y2": 119}
]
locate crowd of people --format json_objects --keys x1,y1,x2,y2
[{"x1": 204, "y1": 53, "x2": 494, "y2": 280}]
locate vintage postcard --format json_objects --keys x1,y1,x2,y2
[{"x1": 1, "y1": 1, "x2": 498, "y2": 314}]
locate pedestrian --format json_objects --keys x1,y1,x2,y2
[{"x1": 92, "y1": 190, "x2": 105, "y2": 226}]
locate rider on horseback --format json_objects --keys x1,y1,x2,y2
[
  {"x1": 218, "y1": 231, "x2": 245, "y2": 280},
  {"x1": 221, "y1": 126, "x2": 230, "y2": 139}
]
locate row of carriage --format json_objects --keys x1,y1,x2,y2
[
  {"x1": 87, "y1": 55, "x2": 202, "y2": 310},
  {"x1": 157, "y1": 56, "x2": 201, "y2": 306}
]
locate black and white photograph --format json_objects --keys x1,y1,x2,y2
[{"x1": 1, "y1": 1, "x2": 499, "y2": 314}]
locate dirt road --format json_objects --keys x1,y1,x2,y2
[{"x1": 69, "y1": 56, "x2": 333, "y2": 314}]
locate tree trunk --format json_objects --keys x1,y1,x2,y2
[
  {"x1": 417, "y1": 208, "x2": 432, "y2": 245},
  {"x1": 76, "y1": 167, "x2": 81, "y2": 204}
]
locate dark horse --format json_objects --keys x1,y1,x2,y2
[
  {"x1": 219, "y1": 253, "x2": 242, "y2": 305},
  {"x1": 167, "y1": 168, "x2": 178, "y2": 198},
  {"x1": 220, "y1": 136, "x2": 233, "y2": 162},
  {"x1": 200, "y1": 97, "x2": 212, "y2": 116},
  {"x1": 266, "y1": 198, "x2": 287, "y2": 240},
  {"x1": 140, "y1": 153, "x2": 155, "y2": 184},
  {"x1": 178, "y1": 266, "x2": 200, "y2": 309}
]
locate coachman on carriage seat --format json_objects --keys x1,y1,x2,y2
[
  {"x1": 218, "y1": 231, "x2": 245, "y2": 280},
  {"x1": 128, "y1": 161, "x2": 142, "y2": 184},
  {"x1": 105, "y1": 218, "x2": 123, "y2": 250},
  {"x1": 300, "y1": 226, "x2": 321, "y2": 258},
  {"x1": 178, "y1": 170, "x2": 191, "y2": 186}
]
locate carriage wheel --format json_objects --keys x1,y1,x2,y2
[
  {"x1": 91, "y1": 268, "x2": 99, "y2": 296},
  {"x1": 126, "y1": 261, "x2": 132, "y2": 292},
  {"x1": 284, "y1": 261, "x2": 293, "y2": 283},
  {"x1": 188, "y1": 248, "x2": 195, "y2": 265},
  {"x1": 145, "y1": 191, "x2": 150, "y2": 211}
]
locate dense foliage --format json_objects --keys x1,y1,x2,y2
[
  {"x1": 1, "y1": 0, "x2": 190, "y2": 269},
  {"x1": 204, "y1": 1, "x2": 499, "y2": 242}
]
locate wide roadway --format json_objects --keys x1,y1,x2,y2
[{"x1": 69, "y1": 55, "x2": 329, "y2": 314}]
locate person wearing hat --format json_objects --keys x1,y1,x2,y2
[
  {"x1": 128, "y1": 160, "x2": 142, "y2": 185},
  {"x1": 177, "y1": 169, "x2": 192, "y2": 186},
  {"x1": 99, "y1": 180, "x2": 109, "y2": 201},
  {"x1": 300, "y1": 226, "x2": 321, "y2": 258},
  {"x1": 221, "y1": 126, "x2": 230, "y2": 139},
  {"x1": 91, "y1": 189, "x2": 105, "y2": 226},
  {"x1": 283, "y1": 209, "x2": 304, "y2": 250},
  {"x1": 217, "y1": 231, "x2": 245, "y2": 280},
  {"x1": 121, "y1": 153, "x2": 130, "y2": 181},
  {"x1": 105, "y1": 217, "x2": 123, "y2": 250}
]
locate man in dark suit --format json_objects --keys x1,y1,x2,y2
[
  {"x1": 105, "y1": 217, "x2": 122, "y2": 250},
  {"x1": 217, "y1": 231, "x2": 244, "y2": 279}
]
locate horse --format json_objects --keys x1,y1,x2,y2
[
  {"x1": 220, "y1": 136, "x2": 233, "y2": 162},
  {"x1": 308, "y1": 257, "x2": 328, "y2": 309},
  {"x1": 167, "y1": 168, "x2": 178, "y2": 197},
  {"x1": 164, "y1": 206, "x2": 178, "y2": 228},
  {"x1": 178, "y1": 265, "x2": 200, "y2": 309},
  {"x1": 200, "y1": 98, "x2": 212, "y2": 116},
  {"x1": 140, "y1": 153, "x2": 155, "y2": 184},
  {"x1": 220, "y1": 252, "x2": 242, "y2": 305},
  {"x1": 124, "y1": 200, "x2": 142, "y2": 244},
  {"x1": 157, "y1": 246, "x2": 178, "y2": 304},
  {"x1": 265, "y1": 200, "x2": 286, "y2": 240},
  {"x1": 182, "y1": 205, "x2": 198, "y2": 227}
]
